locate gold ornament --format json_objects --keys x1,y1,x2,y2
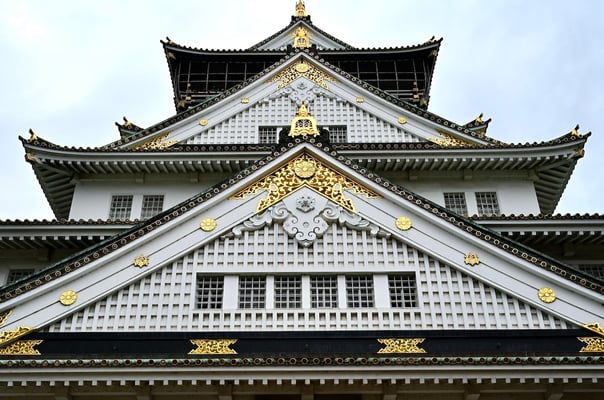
[
  {"x1": 199, "y1": 119, "x2": 209, "y2": 126},
  {"x1": 241, "y1": 97, "x2": 249, "y2": 104},
  {"x1": 397, "y1": 117, "x2": 407, "y2": 124},
  {"x1": 429, "y1": 131, "x2": 475, "y2": 148},
  {"x1": 583, "y1": 322, "x2": 604, "y2": 337},
  {"x1": 578, "y1": 337, "x2": 604, "y2": 352},
  {"x1": 295, "y1": 0, "x2": 307, "y2": 17},
  {"x1": 538, "y1": 287, "x2": 556, "y2": 303},
  {"x1": 0, "y1": 326, "x2": 34, "y2": 347},
  {"x1": 59, "y1": 290, "x2": 77, "y2": 306},
  {"x1": 189, "y1": 339, "x2": 237, "y2": 355},
  {"x1": 134, "y1": 254, "x2": 150, "y2": 268},
  {"x1": 377, "y1": 338, "x2": 426, "y2": 354},
  {"x1": 289, "y1": 102, "x2": 319, "y2": 137},
  {"x1": 395, "y1": 217, "x2": 412, "y2": 231},
  {"x1": 267, "y1": 60, "x2": 336, "y2": 90},
  {"x1": 134, "y1": 133, "x2": 178, "y2": 150},
  {"x1": 293, "y1": 158, "x2": 317, "y2": 178},
  {"x1": 200, "y1": 218, "x2": 217, "y2": 232},
  {"x1": 464, "y1": 252, "x2": 480, "y2": 266},
  {"x1": 230, "y1": 152, "x2": 381, "y2": 213},
  {"x1": 0, "y1": 340, "x2": 43, "y2": 355},
  {"x1": 0, "y1": 309, "x2": 13, "y2": 327},
  {"x1": 356, "y1": 97, "x2": 365, "y2": 103},
  {"x1": 293, "y1": 26, "x2": 310, "y2": 48}
]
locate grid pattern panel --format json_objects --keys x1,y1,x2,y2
[
  {"x1": 388, "y1": 274, "x2": 417, "y2": 308},
  {"x1": 444, "y1": 192, "x2": 468, "y2": 216},
  {"x1": 196, "y1": 276, "x2": 224, "y2": 309},
  {"x1": 346, "y1": 275, "x2": 374, "y2": 308},
  {"x1": 185, "y1": 96, "x2": 423, "y2": 144},
  {"x1": 108, "y1": 195, "x2": 133, "y2": 220},
  {"x1": 327, "y1": 126, "x2": 347, "y2": 143},
  {"x1": 258, "y1": 126, "x2": 278, "y2": 144},
  {"x1": 475, "y1": 192, "x2": 500, "y2": 216},
  {"x1": 47, "y1": 223, "x2": 571, "y2": 332},
  {"x1": 274, "y1": 276, "x2": 302, "y2": 308},
  {"x1": 140, "y1": 195, "x2": 164, "y2": 219},
  {"x1": 310, "y1": 276, "x2": 338, "y2": 308},
  {"x1": 6, "y1": 269, "x2": 35, "y2": 284},
  {"x1": 578, "y1": 264, "x2": 604, "y2": 280},
  {"x1": 239, "y1": 276, "x2": 266, "y2": 309}
]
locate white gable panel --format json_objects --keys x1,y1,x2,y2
[
  {"x1": 184, "y1": 94, "x2": 422, "y2": 145},
  {"x1": 45, "y1": 221, "x2": 570, "y2": 333}
]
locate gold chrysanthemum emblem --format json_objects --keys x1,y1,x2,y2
[
  {"x1": 538, "y1": 287, "x2": 556, "y2": 303},
  {"x1": 134, "y1": 254, "x2": 150, "y2": 268},
  {"x1": 59, "y1": 290, "x2": 77, "y2": 306},
  {"x1": 293, "y1": 159, "x2": 316, "y2": 178},
  {"x1": 200, "y1": 218, "x2": 217, "y2": 232},
  {"x1": 395, "y1": 216, "x2": 412, "y2": 231}
]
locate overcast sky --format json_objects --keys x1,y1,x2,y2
[{"x1": 0, "y1": 0, "x2": 602, "y2": 220}]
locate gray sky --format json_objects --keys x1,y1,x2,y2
[{"x1": 0, "y1": 0, "x2": 602, "y2": 219}]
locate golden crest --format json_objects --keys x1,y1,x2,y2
[
  {"x1": 200, "y1": 218, "x2": 217, "y2": 232},
  {"x1": 59, "y1": 290, "x2": 77, "y2": 306},
  {"x1": 395, "y1": 217, "x2": 412, "y2": 231},
  {"x1": 464, "y1": 252, "x2": 480, "y2": 266},
  {"x1": 538, "y1": 287, "x2": 556, "y2": 303},
  {"x1": 293, "y1": 159, "x2": 317, "y2": 178},
  {"x1": 134, "y1": 254, "x2": 150, "y2": 268}
]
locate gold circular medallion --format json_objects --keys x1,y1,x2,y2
[
  {"x1": 134, "y1": 254, "x2": 150, "y2": 268},
  {"x1": 294, "y1": 159, "x2": 316, "y2": 179},
  {"x1": 59, "y1": 290, "x2": 77, "y2": 306},
  {"x1": 538, "y1": 287, "x2": 556, "y2": 303},
  {"x1": 200, "y1": 218, "x2": 217, "y2": 232},
  {"x1": 395, "y1": 216, "x2": 412, "y2": 231},
  {"x1": 398, "y1": 117, "x2": 407, "y2": 124},
  {"x1": 295, "y1": 62, "x2": 310, "y2": 73},
  {"x1": 199, "y1": 119, "x2": 209, "y2": 126}
]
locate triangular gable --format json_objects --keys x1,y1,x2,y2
[
  {"x1": 253, "y1": 20, "x2": 350, "y2": 51},
  {"x1": 121, "y1": 54, "x2": 488, "y2": 150},
  {"x1": 1, "y1": 142, "x2": 602, "y2": 344}
]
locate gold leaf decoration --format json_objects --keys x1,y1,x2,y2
[
  {"x1": 267, "y1": 60, "x2": 336, "y2": 90},
  {"x1": 135, "y1": 133, "x2": 178, "y2": 150},
  {"x1": 189, "y1": 339, "x2": 237, "y2": 355},
  {"x1": 0, "y1": 340, "x2": 42, "y2": 355},
  {"x1": 0, "y1": 309, "x2": 13, "y2": 327},
  {"x1": 377, "y1": 338, "x2": 426, "y2": 354},
  {"x1": 583, "y1": 322, "x2": 604, "y2": 337},
  {"x1": 200, "y1": 218, "x2": 217, "y2": 232},
  {"x1": 397, "y1": 117, "x2": 407, "y2": 124},
  {"x1": 464, "y1": 252, "x2": 480, "y2": 266},
  {"x1": 429, "y1": 131, "x2": 474, "y2": 147},
  {"x1": 59, "y1": 290, "x2": 77, "y2": 306},
  {"x1": 0, "y1": 326, "x2": 34, "y2": 347},
  {"x1": 538, "y1": 287, "x2": 556, "y2": 303},
  {"x1": 578, "y1": 337, "x2": 604, "y2": 352},
  {"x1": 134, "y1": 254, "x2": 150, "y2": 268},
  {"x1": 395, "y1": 217, "x2": 412, "y2": 231},
  {"x1": 230, "y1": 152, "x2": 381, "y2": 213}
]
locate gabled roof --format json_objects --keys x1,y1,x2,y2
[{"x1": 3, "y1": 137, "x2": 603, "y2": 345}]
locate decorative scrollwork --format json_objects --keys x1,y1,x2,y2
[
  {"x1": 189, "y1": 339, "x2": 237, "y2": 355},
  {"x1": 230, "y1": 152, "x2": 380, "y2": 213},
  {"x1": 135, "y1": 133, "x2": 178, "y2": 150},
  {"x1": 0, "y1": 309, "x2": 13, "y2": 327},
  {"x1": 428, "y1": 131, "x2": 474, "y2": 147},
  {"x1": 0, "y1": 340, "x2": 42, "y2": 355},
  {"x1": 0, "y1": 326, "x2": 34, "y2": 347},
  {"x1": 578, "y1": 337, "x2": 604, "y2": 352},
  {"x1": 377, "y1": 338, "x2": 426, "y2": 354},
  {"x1": 266, "y1": 60, "x2": 336, "y2": 90},
  {"x1": 583, "y1": 322, "x2": 604, "y2": 337}
]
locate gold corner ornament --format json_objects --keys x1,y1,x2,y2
[
  {"x1": 267, "y1": 59, "x2": 336, "y2": 90},
  {"x1": 200, "y1": 218, "x2": 217, "y2": 232},
  {"x1": 230, "y1": 152, "x2": 381, "y2": 213},
  {"x1": 429, "y1": 131, "x2": 475, "y2": 148},
  {"x1": 578, "y1": 337, "x2": 604, "y2": 352},
  {"x1": 538, "y1": 287, "x2": 556, "y2": 303},
  {"x1": 59, "y1": 290, "x2": 77, "y2": 306},
  {"x1": 134, "y1": 254, "x2": 150, "y2": 268},
  {"x1": 377, "y1": 338, "x2": 426, "y2": 354},
  {"x1": 583, "y1": 322, "x2": 604, "y2": 337},
  {"x1": 395, "y1": 216, "x2": 412, "y2": 231},
  {"x1": 0, "y1": 309, "x2": 13, "y2": 327},
  {"x1": 0, "y1": 340, "x2": 43, "y2": 355},
  {"x1": 135, "y1": 133, "x2": 178, "y2": 150},
  {"x1": 189, "y1": 339, "x2": 237, "y2": 355},
  {"x1": 464, "y1": 252, "x2": 480, "y2": 266},
  {"x1": 571, "y1": 124, "x2": 580, "y2": 137},
  {"x1": 199, "y1": 119, "x2": 209, "y2": 126},
  {"x1": 293, "y1": 26, "x2": 311, "y2": 48},
  {"x1": 290, "y1": 102, "x2": 319, "y2": 137},
  {"x1": 0, "y1": 326, "x2": 35, "y2": 348},
  {"x1": 27, "y1": 129, "x2": 38, "y2": 142},
  {"x1": 295, "y1": 0, "x2": 307, "y2": 17}
]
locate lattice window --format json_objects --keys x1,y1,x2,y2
[
  {"x1": 475, "y1": 192, "x2": 500, "y2": 216},
  {"x1": 6, "y1": 268, "x2": 35, "y2": 284},
  {"x1": 577, "y1": 264, "x2": 604, "y2": 280},
  {"x1": 327, "y1": 125, "x2": 347, "y2": 143},
  {"x1": 274, "y1": 276, "x2": 302, "y2": 308},
  {"x1": 310, "y1": 275, "x2": 338, "y2": 308},
  {"x1": 346, "y1": 275, "x2": 374, "y2": 308},
  {"x1": 108, "y1": 195, "x2": 133, "y2": 220},
  {"x1": 388, "y1": 274, "x2": 418, "y2": 308},
  {"x1": 140, "y1": 195, "x2": 164, "y2": 219},
  {"x1": 196, "y1": 276, "x2": 224, "y2": 309},
  {"x1": 238, "y1": 276, "x2": 266, "y2": 309},
  {"x1": 258, "y1": 126, "x2": 278, "y2": 144},
  {"x1": 444, "y1": 192, "x2": 468, "y2": 216}
]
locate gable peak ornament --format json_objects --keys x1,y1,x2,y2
[
  {"x1": 293, "y1": 26, "x2": 311, "y2": 48},
  {"x1": 295, "y1": 0, "x2": 307, "y2": 17},
  {"x1": 290, "y1": 102, "x2": 319, "y2": 137}
]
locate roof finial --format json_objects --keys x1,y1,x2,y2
[{"x1": 295, "y1": 0, "x2": 307, "y2": 17}]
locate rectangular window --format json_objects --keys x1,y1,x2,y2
[
  {"x1": 196, "y1": 276, "x2": 224, "y2": 309},
  {"x1": 327, "y1": 126, "x2": 347, "y2": 143},
  {"x1": 274, "y1": 276, "x2": 302, "y2": 308},
  {"x1": 388, "y1": 274, "x2": 418, "y2": 308},
  {"x1": 140, "y1": 195, "x2": 164, "y2": 219},
  {"x1": 346, "y1": 275, "x2": 374, "y2": 308},
  {"x1": 258, "y1": 126, "x2": 278, "y2": 144},
  {"x1": 310, "y1": 275, "x2": 338, "y2": 308},
  {"x1": 6, "y1": 269, "x2": 35, "y2": 284},
  {"x1": 475, "y1": 192, "x2": 500, "y2": 216},
  {"x1": 108, "y1": 195, "x2": 133, "y2": 220},
  {"x1": 444, "y1": 192, "x2": 468, "y2": 215},
  {"x1": 238, "y1": 276, "x2": 266, "y2": 309}
]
